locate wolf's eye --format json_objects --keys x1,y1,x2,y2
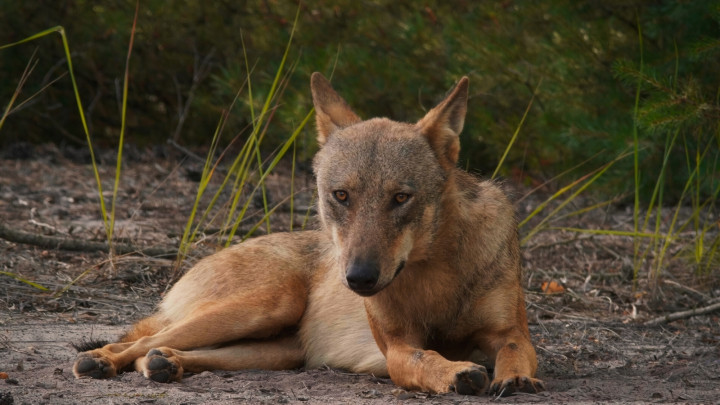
[
  {"x1": 333, "y1": 190, "x2": 348, "y2": 203},
  {"x1": 394, "y1": 193, "x2": 410, "y2": 204}
]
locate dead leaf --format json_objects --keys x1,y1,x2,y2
[{"x1": 541, "y1": 280, "x2": 565, "y2": 294}]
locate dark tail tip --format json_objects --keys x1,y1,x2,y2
[{"x1": 71, "y1": 338, "x2": 109, "y2": 352}]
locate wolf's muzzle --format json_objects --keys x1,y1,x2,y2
[{"x1": 346, "y1": 259, "x2": 380, "y2": 296}]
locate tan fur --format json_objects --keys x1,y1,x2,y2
[{"x1": 73, "y1": 73, "x2": 544, "y2": 396}]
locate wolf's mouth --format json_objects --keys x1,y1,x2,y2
[{"x1": 392, "y1": 260, "x2": 406, "y2": 280}]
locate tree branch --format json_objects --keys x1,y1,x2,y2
[
  {"x1": 644, "y1": 300, "x2": 720, "y2": 326},
  {"x1": 0, "y1": 222, "x2": 176, "y2": 258}
]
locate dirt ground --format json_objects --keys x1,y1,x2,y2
[{"x1": 1, "y1": 144, "x2": 719, "y2": 404}]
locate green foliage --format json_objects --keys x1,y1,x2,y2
[
  {"x1": 1, "y1": 1, "x2": 718, "y2": 284},
  {"x1": 1, "y1": 0, "x2": 719, "y2": 203},
  {"x1": 613, "y1": 4, "x2": 720, "y2": 202}
]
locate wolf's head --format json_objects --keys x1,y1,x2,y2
[{"x1": 311, "y1": 73, "x2": 468, "y2": 296}]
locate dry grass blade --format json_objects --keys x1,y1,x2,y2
[{"x1": 0, "y1": 50, "x2": 38, "y2": 131}]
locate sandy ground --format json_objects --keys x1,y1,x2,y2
[{"x1": 1, "y1": 144, "x2": 719, "y2": 404}]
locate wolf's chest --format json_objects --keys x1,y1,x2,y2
[{"x1": 298, "y1": 268, "x2": 387, "y2": 375}]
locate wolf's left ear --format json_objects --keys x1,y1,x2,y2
[
  {"x1": 416, "y1": 77, "x2": 469, "y2": 171},
  {"x1": 311, "y1": 72, "x2": 362, "y2": 146}
]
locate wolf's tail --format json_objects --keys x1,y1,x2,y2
[
  {"x1": 118, "y1": 315, "x2": 165, "y2": 343},
  {"x1": 72, "y1": 315, "x2": 165, "y2": 352},
  {"x1": 71, "y1": 338, "x2": 109, "y2": 352}
]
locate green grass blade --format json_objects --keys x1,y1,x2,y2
[
  {"x1": 549, "y1": 227, "x2": 661, "y2": 239},
  {"x1": 550, "y1": 198, "x2": 621, "y2": 223},
  {"x1": 652, "y1": 137, "x2": 715, "y2": 279},
  {"x1": 227, "y1": 109, "x2": 313, "y2": 242},
  {"x1": 517, "y1": 150, "x2": 608, "y2": 204},
  {"x1": 492, "y1": 79, "x2": 541, "y2": 179},
  {"x1": 1, "y1": 26, "x2": 110, "y2": 239},
  {"x1": 290, "y1": 139, "x2": 297, "y2": 231},
  {"x1": 520, "y1": 151, "x2": 630, "y2": 244},
  {"x1": 703, "y1": 234, "x2": 720, "y2": 275},
  {"x1": 631, "y1": 16, "x2": 644, "y2": 284},
  {"x1": 239, "y1": 31, "x2": 272, "y2": 234},
  {"x1": 519, "y1": 149, "x2": 632, "y2": 230},
  {"x1": 178, "y1": 81, "x2": 250, "y2": 261},
  {"x1": 108, "y1": 1, "x2": 139, "y2": 254},
  {"x1": 177, "y1": 111, "x2": 232, "y2": 260},
  {"x1": 633, "y1": 129, "x2": 679, "y2": 281},
  {"x1": 55, "y1": 266, "x2": 94, "y2": 297},
  {"x1": 0, "y1": 271, "x2": 49, "y2": 291},
  {"x1": 0, "y1": 26, "x2": 64, "y2": 50}
]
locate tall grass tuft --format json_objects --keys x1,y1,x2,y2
[
  {"x1": 0, "y1": 11, "x2": 140, "y2": 286},
  {"x1": 107, "y1": 2, "x2": 139, "y2": 258},
  {"x1": 615, "y1": 22, "x2": 720, "y2": 287},
  {"x1": 1, "y1": 26, "x2": 112, "y2": 243},
  {"x1": 175, "y1": 7, "x2": 311, "y2": 266},
  {"x1": 1, "y1": 5, "x2": 312, "y2": 277}
]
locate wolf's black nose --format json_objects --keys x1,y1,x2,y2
[{"x1": 346, "y1": 260, "x2": 379, "y2": 293}]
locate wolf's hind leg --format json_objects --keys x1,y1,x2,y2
[
  {"x1": 73, "y1": 283, "x2": 307, "y2": 380},
  {"x1": 134, "y1": 335, "x2": 303, "y2": 382}
]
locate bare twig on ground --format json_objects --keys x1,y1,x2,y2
[
  {"x1": 662, "y1": 279, "x2": 711, "y2": 302},
  {"x1": 28, "y1": 218, "x2": 65, "y2": 235},
  {"x1": 595, "y1": 241, "x2": 622, "y2": 260},
  {"x1": 0, "y1": 222, "x2": 176, "y2": 258},
  {"x1": 166, "y1": 138, "x2": 208, "y2": 165},
  {"x1": 644, "y1": 300, "x2": 720, "y2": 326}
]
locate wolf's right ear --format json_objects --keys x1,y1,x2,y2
[{"x1": 311, "y1": 72, "x2": 362, "y2": 145}]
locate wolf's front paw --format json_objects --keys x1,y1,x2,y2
[
  {"x1": 450, "y1": 365, "x2": 489, "y2": 395},
  {"x1": 73, "y1": 352, "x2": 117, "y2": 379},
  {"x1": 490, "y1": 375, "x2": 545, "y2": 396},
  {"x1": 141, "y1": 348, "x2": 183, "y2": 383}
]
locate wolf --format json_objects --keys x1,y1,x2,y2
[{"x1": 73, "y1": 73, "x2": 544, "y2": 396}]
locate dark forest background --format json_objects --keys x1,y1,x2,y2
[{"x1": 1, "y1": 1, "x2": 719, "y2": 201}]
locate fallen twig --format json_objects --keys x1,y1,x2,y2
[
  {"x1": 0, "y1": 222, "x2": 176, "y2": 257},
  {"x1": 644, "y1": 300, "x2": 720, "y2": 326},
  {"x1": 662, "y1": 279, "x2": 711, "y2": 302}
]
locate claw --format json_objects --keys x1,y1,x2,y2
[
  {"x1": 489, "y1": 375, "x2": 545, "y2": 396},
  {"x1": 452, "y1": 365, "x2": 489, "y2": 395}
]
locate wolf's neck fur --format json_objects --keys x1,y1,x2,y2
[{"x1": 364, "y1": 170, "x2": 477, "y2": 333}]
